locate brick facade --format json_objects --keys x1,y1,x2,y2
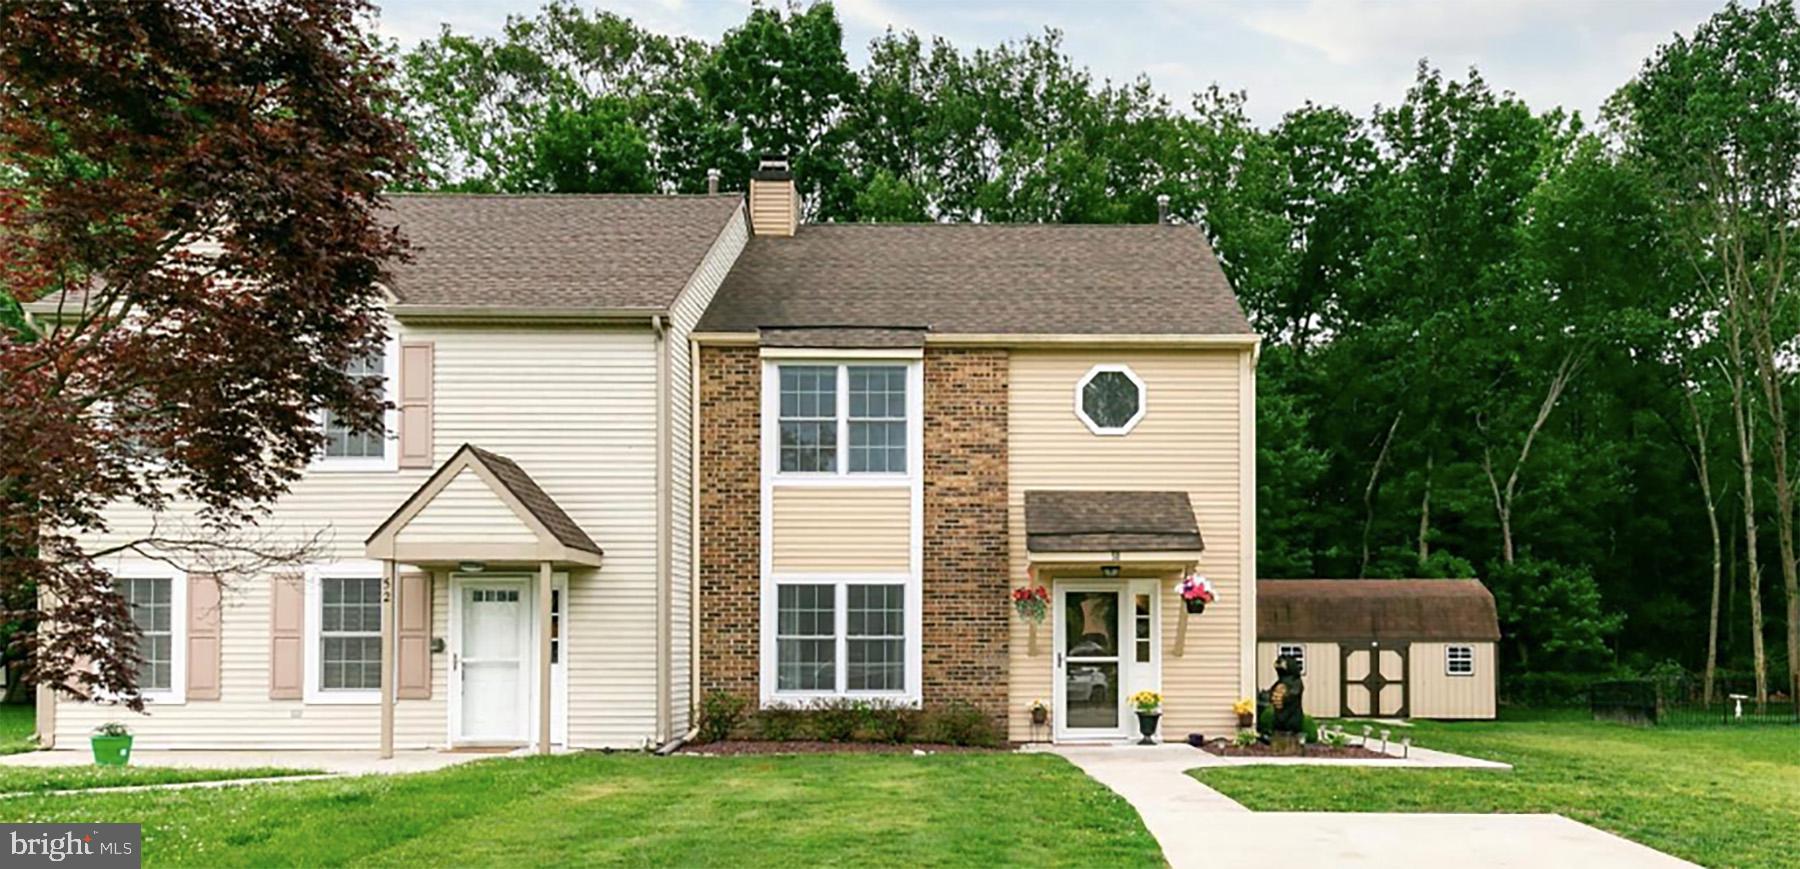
[
  {"x1": 696, "y1": 344, "x2": 1013, "y2": 725},
  {"x1": 697, "y1": 345, "x2": 761, "y2": 701},
  {"x1": 921, "y1": 348, "x2": 1012, "y2": 726}
]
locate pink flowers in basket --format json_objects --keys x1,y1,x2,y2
[{"x1": 1178, "y1": 574, "x2": 1216, "y2": 614}]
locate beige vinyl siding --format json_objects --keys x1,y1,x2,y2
[
  {"x1": 1408, "y1": 641, "x2": 1497, "y2": 719},
  {"x1": 667, "y1": 209, "x2": 746, "y2": 734},
  {"x1": 394, "y1": 468, "x2": 539, "y2": 545},
  {"x1": 1007, "y1": 349, "x2": 1249, "y2": 741},
  {"x1": 58, "y1": 574, "x2": 449, "y2": 750},
  {"x1": 58, "y1": 325, "x2": 661, "y2": 749},
  {"x1": 1256, "y1": 641, "x2": 1342, "y2": 718},
  {"x1": 770, "y1": 486, "x2": 911, "y2": 573}
]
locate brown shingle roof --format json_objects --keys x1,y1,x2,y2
[
  {"x1": 382, "y1": 193, "x2": 742, "y2": 311},
  {"x1": 696, "y1": 223, "x2": 1254, "y2": 336},
  {"x1": 463, "y1": 445, "x2": 602, "y2": 556},
  {"x1": 1258, "y1": 580, "x2": 1500, "y2": 642},
  {"x1": 1025, "y1": 490, "x2": 1204, "y2": 553},
  {"x1": 759, "y1": 326, "x2": 927, "y2": 349}
]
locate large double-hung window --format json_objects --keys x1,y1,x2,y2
[
  {"x1": 777, "y1": 364, "x2": 909, "y2": 475},
  {"x1": 774, "y1": 582, "x2": 907, "y2": 694}
]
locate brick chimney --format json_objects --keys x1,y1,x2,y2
[{"x1": 748, "y1": 155, "x2": 798, "y2": 237}]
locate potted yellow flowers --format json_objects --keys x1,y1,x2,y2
[
  {"x1": 1130, "y1": 691, "x2": 1163, "y2": 745},
  {"x1": 1233, "y1": 697, "x2": 1255, "y2": 728}
]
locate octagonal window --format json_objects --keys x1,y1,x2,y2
[{"x1": 1076, "y1": 365, "x2": 1146, "y2": 435}]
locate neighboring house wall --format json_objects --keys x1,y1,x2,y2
[
  {"x1": 920, "y1": 349, "x2": 1010, "y2": 728},
  {"x1": 56, "y1": 325, "x2": 661, "y2": 749},
  {"x1": 1006, "y1": 349, "x2": 1250, "y2": 742},
  {"x1": 1255, "y1": 641, "x2": 1342, "y2": 718},
  {"x1": 1408, "y1": 641, "x2": 1496, "y2": 719},
  {"x1": 666, "y1": 210, "x2": 748, "y2": 735},
  {"x1": 696, "y1": 345, "x2": 761, "y2": 704}
]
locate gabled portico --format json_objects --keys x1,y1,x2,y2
[{"x1": 365, "y1": 444, "x2": 602, "y2": 757}]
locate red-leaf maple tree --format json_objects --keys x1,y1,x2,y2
[{"x1": 0, "y1": 0, "x2": 414, "y2": 707}]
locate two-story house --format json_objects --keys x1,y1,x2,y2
[{"x1": 35, "y1": 158, "x2": 1261, "y2": 751}]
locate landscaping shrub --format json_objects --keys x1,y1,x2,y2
[
  {"x1": 698, "y1": 691, "x2": 747, "y2": 744},
  {"x1": 810, "y1": 698, "x2": 866, "y2": 742},
  {"x1": 755, "y1": 704, "x2": 806, "y2": 741},
  {"x1": 917, "y1": 701, "x2": 1001, "y2": 747},
  {"x1": 858, "y1": 701, "x2": 918, "y2": 744}
]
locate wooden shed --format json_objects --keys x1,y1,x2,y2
[{"x1": 1256, "y1": 580, "x2": 1500, "y2": 720}]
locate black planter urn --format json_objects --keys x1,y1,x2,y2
[
  {"x1": 1184, "y1": 598, "x2": 1207, "y2": 615},
  {"x1": 1136, "y1": 712, "x2": 1161, "y2": 745}
]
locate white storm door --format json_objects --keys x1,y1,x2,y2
[
  {"x1": 457, "y1": 581, "x2": 530, "y2": 743},
  {"x1": 1054, "y1": 584, "x2": 1128, "y2": 741}
]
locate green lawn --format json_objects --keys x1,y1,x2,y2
[
  {"x1": 0, "y1": 703, "x2": 35, "y2": 755},
  {"x1": 0, "y1": 752, "x2": 1160, "y2": 867},
  {"x1": 1193, "y1": 711, "x2": 1800, "y2": 868}
]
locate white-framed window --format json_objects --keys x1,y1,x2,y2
[
  {"x1": 772, "y1": 361, "x2": 915, "y2": 477},
  {"x1": 304, "y1": 563, "x2": 384, "y2": 704},
  {"x1": 1075, "y1": 364, "x2": 1147, "y2": 435},
  {"x1": 1446, "y1": 644, "x2": 1475, "y2": 676},
  {"x1": 1276, "y1": 643, "x2": 1306, "y2": 675},
  {"x1": 773, "y1": 580, "x2": 907, "y2": 696},
  {"x1": 115, "y1": 570, "x2": 187, "y2": 704},
  {"x1": 314, "y1": 333, "x2": 399, "y2": 472}
]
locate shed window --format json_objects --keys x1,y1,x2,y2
[
  {"x1": 1446, "y1": 644, "x2": 1475, "y2": 676},
  {"x1": 1276, "y1": 643, "x2": 1305, "y2": 675}
]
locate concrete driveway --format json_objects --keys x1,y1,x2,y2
[{"x1": 1047, "y1": 744, "x2": 1696, "y2": 869}]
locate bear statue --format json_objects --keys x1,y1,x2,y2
[{"x1": 1256, "y1": 654, "x2": 1306, "y2": 747}]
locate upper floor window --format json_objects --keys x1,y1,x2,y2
[
  {"x1": 1076, "y1": 364, "x2": 1146, "y2": 435},
  {"x1": 316, "y1": 337, "x2": 398, "y2": 471},
  {"x1": 775, "y1": 362, "x2": 912, "y2": 475}
]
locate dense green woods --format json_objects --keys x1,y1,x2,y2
[{"x1": 391, "y1": 1, "x2": 1800, "y2": 702}]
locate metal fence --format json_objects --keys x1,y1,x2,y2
[{"x1": 1590, "y1": 675, "x2": 1798, "y2": 727}]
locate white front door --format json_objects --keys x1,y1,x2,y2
[
  {"x1": 455, "y1": 580, "x2": 531, "y2": 744},
  {"x1": 1054, "y1": 584, "x2": 1128, "y2": 740}
]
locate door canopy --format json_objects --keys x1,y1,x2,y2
[{"x1": 366, "y1": 444, "x2": 603, "y2": 568}]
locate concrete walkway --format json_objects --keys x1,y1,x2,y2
[
  {"x1": 0, "y1": 749, "x2": 511, "y2": 776},
  {"x1": 1046, "y1": 744, "x2": 1697, "y2": 868}
]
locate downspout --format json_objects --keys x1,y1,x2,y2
[
  {"x1": 687, "y1": 338, "x2": 704, "y2": 741},
  {"x1": 654, "y1": 314, "x2": 672, "y2": 745}
]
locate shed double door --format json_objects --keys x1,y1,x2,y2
[{"x1": 1340, "y1": 642, "x2": 1409, "y2": 717}]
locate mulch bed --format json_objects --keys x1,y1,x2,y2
[
  {"x1": 681, "y1": 740, "x2": 1008, "y2": 756},
  {"x1": 1198, "y1": 738, "x2": 1395, "y2": 759}
]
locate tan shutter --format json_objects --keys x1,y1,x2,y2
[
  {"x1": 187, "y1": 574, "x2": 222, "y2": 700},
  {"x1": 396, "y1": 571, "x2": 432, "y2": 699},
  {"x1": 398, "y1": 341, "x2": 435, "y2": 468},
  {"x1": 269, "y1": 574, "x2": 304, "y2": 699}
]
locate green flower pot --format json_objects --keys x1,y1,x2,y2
[{"x1": 91, "y1": 734, "x2": 133, "y2": 767}]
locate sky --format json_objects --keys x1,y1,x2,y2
[{"x1": 370, "y1": 0, "x2": 1728, "y2": 128}]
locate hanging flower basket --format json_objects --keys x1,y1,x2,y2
[
  {"x1": 1178, "y1": 574, "x2": 1216, "y2": 615},
  {"x1": 1011, "y1": 585, "x2": 1049, "y2": 623}
]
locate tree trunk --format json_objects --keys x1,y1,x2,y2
[
  {"x1": 1481, "y1": 351, "x2": 1583, "y2": 568},
  {"x1": 1418, "y1": 453, "x2": 1433, "y2": 568},
  {"x1": 1683, "y1": 390, "x2": 1723, "y2": 706},
  {"x1": 1360, "y1": 410, "x2": 1403, "y2": 578},
  {"x1": 1727, "y1": 363, "x2": 1768, "y2": 710}
]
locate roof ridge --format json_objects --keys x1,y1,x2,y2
[{"x1": 384, "y1": 191, "x2": 743, "y2": 201}]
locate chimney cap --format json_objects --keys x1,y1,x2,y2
[
  {"x1": 706, "y1": 168, "x2": 721, "y2": 194},
  {"x1": 752, "y1": 154, "x2": 793, "y2": 181},
  {"x1": 1156, "y1": 193, "x2": 1172, "y2": 224}
]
